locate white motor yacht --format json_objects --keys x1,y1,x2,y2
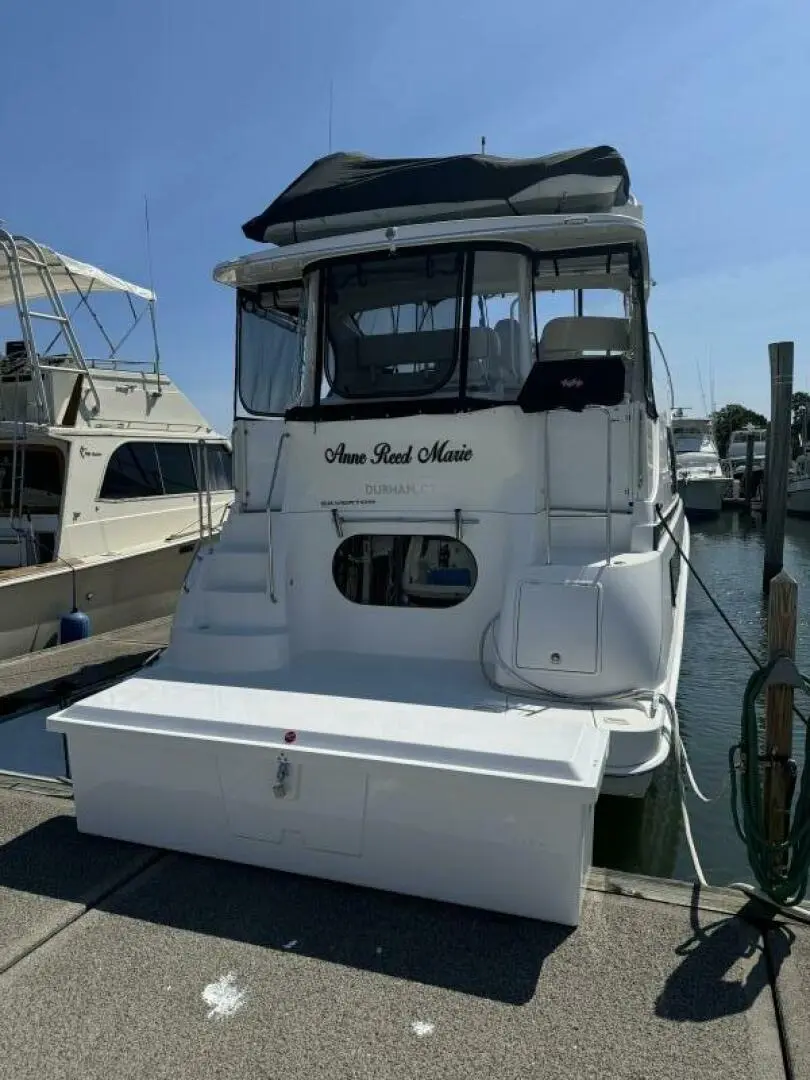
[
  {"x1": 0, "y1": 231, "x2": 233, "y2": 660},
  {"x1": 50, "y1": 147, "x2": 689, "y2": 926},
  {"x1": 672, "y1": 412, "x2": 726, "y2": 516}
]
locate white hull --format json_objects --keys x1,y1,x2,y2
[
  {"x1": 679, "y1": 476, "x2": 726, "y2": 516},
  {"x1": 0, "y1": 538, "x2": 207, "y2": 661},
  {"x1": 600, "y1": 509, "x2": 689, "y2": 797},
  {"x1": 787, "y1": 478, "x2": 810, "y2": 517}
]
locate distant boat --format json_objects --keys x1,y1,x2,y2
[
  {"x1": 723, "y1": 424, "x2": 767, "y2": 499},
  {"x1": 671, "y1": 411, "x2": 726, "y2": 517}
]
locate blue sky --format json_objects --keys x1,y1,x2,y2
[{"x1": 2, "y1": 0, "x2": 808, "y2": 432}]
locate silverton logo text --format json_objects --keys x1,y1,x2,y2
[{"x1": 324, "y1": 440, "x2": 474, "y2": 465}]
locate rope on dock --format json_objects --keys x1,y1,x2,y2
[
  {"x1": 729, "y1": 658, "x2": 810, "y2": 907},
  {"x1": 655, "y1": 507, "x2": 810, "y2": 923}
]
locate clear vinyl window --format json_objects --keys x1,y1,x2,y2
[
  {"x1": 322, "y1": 251, "x2": 464, "y2": 401},
  {"x1": 237, "y1": 289, "x2": 302, "y2": 416}
]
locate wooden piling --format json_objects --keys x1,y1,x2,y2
[
  {"x1": 763, "y1": 570, "x2": 798, "y2": 847},
  {"x1": 762, "y1": 342, "x2": 794, "y2": 590}
]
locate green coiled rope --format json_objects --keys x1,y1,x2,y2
[{"x1": 729, "y1": 654, "x2": 810, "y2": 907}]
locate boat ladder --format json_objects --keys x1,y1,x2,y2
[{"x1": 0, "y1": 229, "x2": 101, "y2": 422}]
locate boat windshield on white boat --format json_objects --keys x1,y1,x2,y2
[{"x1": 50, "y1": 147, "x2": 689, "y2": 927}]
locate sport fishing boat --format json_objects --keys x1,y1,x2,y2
[
  {"x1": 671, "y1": 411, "x2": 726, "y2": 517},
  {"x1": 50, "y1": 147, "x2": 689, "y2": 926},
  {"x1": 0, "y1": 230, "x2": 233, "y2": 660}
]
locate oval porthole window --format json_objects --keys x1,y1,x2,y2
[{"x1": 332, "y1": 534, "x2": 477, "y2": 608}]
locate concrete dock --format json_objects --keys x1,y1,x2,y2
[
  {"x1": 0, "y1": 615, "x2": 172, "y2": 713},
  {"x1": 0, "y1": 625, "x2": 808, "y2": 1079}
]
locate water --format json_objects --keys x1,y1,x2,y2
[
  {"x1": 0, "y1": 707, "x2": 67, "y2": 778},
  {"x1": 2, "y1": 512, "x2": 810, "y2": 889},
  {"x1": 595, "y1": 512, "x2": 810, "y2": 885}
]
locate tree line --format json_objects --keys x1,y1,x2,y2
[{"x1": 711, "y1": 392, "x2": 810, "y2": 459}]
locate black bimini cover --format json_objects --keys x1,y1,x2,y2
[{"x1": 242, "y1": 146, "x2": 631, "y2": 246}]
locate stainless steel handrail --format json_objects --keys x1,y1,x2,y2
[
  {"x1": 329, "y1": 509, "x2": 477, "y2": 541},
  {"x1": 265, "y1": 432, "x2": 289, "y2": 603}
]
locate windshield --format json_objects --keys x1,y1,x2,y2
[
  {"x1": 675, "y1": 434, "x2": 709, "y2": 453},
  {"x1": 729, "y1": 432, "x2": 766, "y2": 457},
  {"x1": 320, "y1": 247, "x2": 532, "y2": 404}
]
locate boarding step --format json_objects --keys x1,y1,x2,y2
[
  {"x1": 218, "y1": 509, "x2": 271, "y2": 549},
  {"x1": 204, "y1": 548, "x2": 269, "y2": 591},
  {"x1": 165, "y1": 624, "x2": 289, "y2": 673},
  {"x1": 200, "y1": 585, "x2": 282, "y2": 630}
]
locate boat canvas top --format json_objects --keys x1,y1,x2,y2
[
  {"x1": 0, "y1": 229, "x2": 167, "y2": 429},
  {"x1": 0, "y1": 237, "x2": 154, "y2": 307},
  {"x1": 241, "y1": 146, "x2": 634, "y2": 246}
]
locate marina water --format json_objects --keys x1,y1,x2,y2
[{"x1": 595, "y1": 512, "x2": 810, "y2": 885}]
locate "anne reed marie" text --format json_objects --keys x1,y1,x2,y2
[{"x1": 324, "y1": 440, "x2": 473, "y2": 465}]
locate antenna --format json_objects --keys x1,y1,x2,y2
[
  {"x1": 696, "y1": 361, "x2": 708, "y2": 416},
  {"x1": 481, "y1": 135, "x2": 486, "y2": 155},
  {"x1": 328, "y1": 80, "x2": 334, "y2": 154},
  {"x1": 709, "y1": 355, "x2": 716, "y2": 414},
  {"x1": 143, "y1": 195, "x2": 162, "y2": 391}
]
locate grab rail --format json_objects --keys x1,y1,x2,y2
[
  {"x1": 329, "y1": 509, "x2": 475, "y2": 541},
  {"x1": 265, "y1": 432, "x2": 289, "y2": 603}
]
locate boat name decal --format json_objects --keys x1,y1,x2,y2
[{"x1": 323, "y1": 440, "x2": 473, "y2": 466}]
